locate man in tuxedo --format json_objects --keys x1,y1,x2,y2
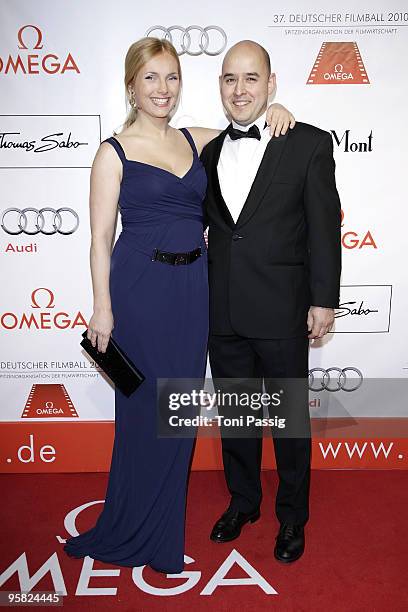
[{"x1": 200, "y1": 41, "x2": 341, "y2": 563}]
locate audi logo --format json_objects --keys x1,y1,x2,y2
[
  {"x1": 308, "y1": 367, "x2": 363, "y2": 392},
  {"x1": 1, "y1": 207, "x2": 79, "y2": 235},
  {"x1": 145, "y1": 25, "x2": 227, "y2": 56}
]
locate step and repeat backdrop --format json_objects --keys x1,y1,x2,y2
[{"x1": 1, "y1": 0, "x2": 407, "y2": 472}]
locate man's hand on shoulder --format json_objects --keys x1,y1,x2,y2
[{"x1": 307, "y1": 306, "x2": 335, "y2": 339}]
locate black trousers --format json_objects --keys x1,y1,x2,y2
[{"x1": 209, "y1": 333, "x2": 311, "y2": 527}]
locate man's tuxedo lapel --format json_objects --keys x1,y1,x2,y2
[
  {"x1": 235, "y1": 132, "x2": 289, "y2": 229},
  {"x1": 210, "y1": 127, "x2": 235, "y2": 230}
]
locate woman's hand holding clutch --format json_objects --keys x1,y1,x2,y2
[{"x1": 87, "y1": 308, "x2": 114, "y2": 353}]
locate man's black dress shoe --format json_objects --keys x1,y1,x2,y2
[
  {"x1": 210, "y1": 508, "x2": 260, "y2": 543},
  {"x1": 274, "y1": 523, "x2": 305, "y2": 563}
]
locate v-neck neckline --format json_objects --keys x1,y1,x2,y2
[{"x1": 111, "y1": 130, "x2": 195, "y2": 181}]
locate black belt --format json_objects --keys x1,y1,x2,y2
[{"x1": 151, "y1": 247, "x2": 202, "y2": 265}]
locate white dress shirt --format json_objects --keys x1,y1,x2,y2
[{"x1": 217, "y1": 111, "x2": 271, "y2": 224}]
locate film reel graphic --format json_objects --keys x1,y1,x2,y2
[
  {"x1": 307, "y1": 42, "x2": 369, "y2": 84},
  {"x1": 21, "y1": 384, "x2": 79, "y2": 418}
]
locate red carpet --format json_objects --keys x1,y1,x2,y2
[{"x1": 1, "y1": 470, "x2": 408, "y2": 610}]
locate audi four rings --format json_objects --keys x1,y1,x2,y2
[
  {"x1": 308, "y1": 367, "x2": 363, "y2": 392},
  {"x1": 1, "y1": 207, "x2": 80, "y2": 235},
  {"x1": 145, "y1": 25, "x2": 227, "y2": 56}
]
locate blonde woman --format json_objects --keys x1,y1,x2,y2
[{"x1": 64, "y1": 37, "x2": 294, "y2": 574}]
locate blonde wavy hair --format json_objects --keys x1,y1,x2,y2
[{"x1": 123, "y1": 37, "x2": 182, "y2": 129}]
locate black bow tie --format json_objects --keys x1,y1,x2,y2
[{"x1": 227, "y1": 123, "x2": 261, "y2": 141}]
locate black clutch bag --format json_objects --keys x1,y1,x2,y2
[{"x1": 80, "y1": 330, "x2": 145, "y2": 397}]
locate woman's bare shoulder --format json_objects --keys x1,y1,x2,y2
[
  {"x1": 91, "y1": 139, "x2": 123, "y2": 181},
  {"x1": 184, "y1": 127, "x2": 221, "y2": 155}
]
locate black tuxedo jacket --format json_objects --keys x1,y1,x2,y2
[{"x1": 200, "y1": 121, "x2": 342, "y2": 339}]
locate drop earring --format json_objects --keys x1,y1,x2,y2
[{"x1": 128, "y1": 89, "x2": 136, "y2": 108}]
